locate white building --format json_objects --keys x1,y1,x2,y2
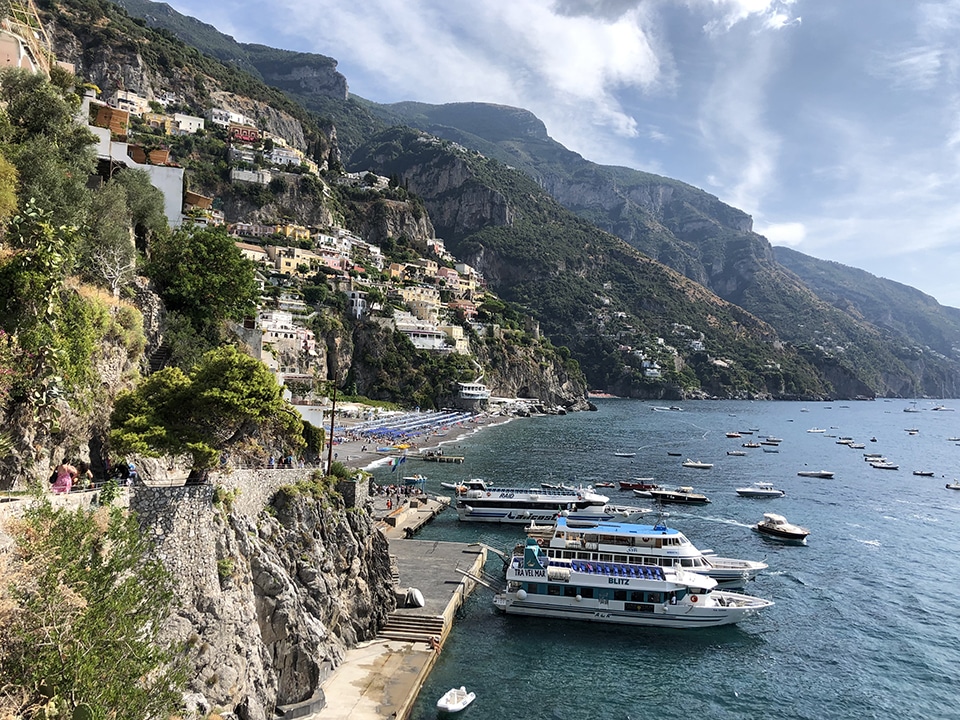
[
  {"x1": 173, "y1": 113, "x2": 205, "y2": 134},
  {"x1": 230, "y1": 167, "x2": 272, "y2": 186},
  {"x1": 207, "y1": 107, "x2": 256, "y2": 128}
]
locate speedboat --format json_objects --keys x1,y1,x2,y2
[
  {"x1": 648, "y1": 486, "x2": 711, "y2": 505},
  {"x1": 725, "y1": 432, "x2": 741, "y2": 438},
  {"x1": 727, "y1": 450, "x2": 747, "y2": 456},
  {"x1": 681, "y1": 459, "x2": 713, "y2": 469},
  {"x1": 614, "y1": 450, "x2": 636, "y2": 458},
  {"x1": 437, "y1": 686, "x2": 475, "y2": 713},
  {"x1": 522, "y1": 515, "x2": 767, "y2": 588},
  {"x1": 735, "y1": 482, "x2": 785, "y2": 498},
  {"x1": 742, "y1": 442, "x2": 761, "y2": 448},
  {"x1": 619, "y1": 478, "x2": 658, "y2": 491},
  {"x1": 870, "y1": 461, "x2": 899, "y2": 470},
  {"x1": 807, "y1": 427, "x2": 825, "y2": 433},
  {"x1": 797, "y1": 470, "x2": 834, "y2": 478},
  {"x1": 454, "y1": 478, "x2": 648, "y2": 524},
  {"x1": 494, "y1": 535, "x2": 773, "y2": 628},
  {"x1": 912, "y1": 471, "x2": 935, "y2": 477},
  {"x1": 754, "y1": 513, "x2": 810, "y2": 543},
  {"x1": 946, "y1": 481, "x2": 960, "y2": 490}
]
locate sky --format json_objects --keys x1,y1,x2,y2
[{"x1": 161, "y1": 0, "x2": 960, "y2": 307}]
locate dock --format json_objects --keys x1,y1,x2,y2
[
  {"x1": 309, "y1": 496, "x2": 486, "y2": 719},
  {"x1": 418, "y1": 452, "x2": 464, "y2": 464}
]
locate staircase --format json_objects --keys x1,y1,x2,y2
[
  {"x1": 147, "y1": 343, "x2": 172, "y2": 373},
  {"x1": 377, "y1": 613, "x2": 445, "y2": 643}
]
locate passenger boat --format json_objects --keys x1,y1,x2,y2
[
  {"x1": 521, "y1": 516, "x2": 767, "y2": 588},
  {"x1": 453, "y1": 478, "x2": 648, "y2": 524},
  {"x1": 648, "y1": 486, "x2": 711, "y2": 505},
  {"x1": 437, "y1": 686, "x2": 475, "y2": 713},
  {"x1": 494, "y1": 534, "x2": 773, "y2": 628},
  {"x1": 754, "y1": 513, "x2": 810, "y2": 543},
  {"x1": 735, "y1": 482, "x2": 785, "y2": 498},
  {"x1": 681, "y1": 459, "x2": 713, "y2": 469},
  {"x1": 797, "y1": 470, "x2": 834, "y2": 478}
]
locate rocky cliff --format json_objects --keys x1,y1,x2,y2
[{"x1": 134, "y1": 474, "x2": 394, "y2": 719}]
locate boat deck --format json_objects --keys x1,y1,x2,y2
[{"x1": 568, "y1": 560, "x2": 665, "y2": 580}]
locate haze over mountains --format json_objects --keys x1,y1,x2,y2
[{"x1": 106, "y1": 0, "x2": 960, "y2": 398}]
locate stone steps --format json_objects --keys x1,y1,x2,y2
[{"x1": 377, "y1": 612, "x2": 445, "y2": 643}]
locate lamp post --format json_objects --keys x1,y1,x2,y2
[{"x1": 326, "y1": 378, "x2": 337, "y2": 475}]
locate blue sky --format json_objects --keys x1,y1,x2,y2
[{"x1": 162, "y1": 0, "x2": 960, "y2": 307}]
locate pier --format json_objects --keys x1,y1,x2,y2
[
  {"x1": 310, "y1": 495, "x2": 486, "y2": 719},
  {"x1": 418, "y1": 452, "x2": 465, "y2": 464}
]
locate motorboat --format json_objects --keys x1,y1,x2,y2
[
  {"x1": 742, "y1": 442, "x2": 761, "y2": 448},
  {"x1": 762, "y1": 447, "x2": 780, "y2": 453},
  {"x1": 619, "y1": 478, "x2": 658, "y2": 491},
  {"x1": 806, "y1": 427, "x2": 825, "y2": 433},
  {"x1": 666, "y1": 451, "x2": 682, "y2": 456},
  {"x1": 754, "y1": 513, "x2": 810, "y2": 543},
  {"x1": 494, "y1": 533, "x2": 773, "y2": 628},
  {"x1": 632, "y1": 486, "x2": 665, "y2": 498},
  {"x1": 727, "y1": 450, "x2": 747, "y2": 456},
  {"x1": 849, "y1": 443, "x2": 866, "y2": 449},
  {"x1": 870, "y1": 461, "x2": 899, "y2": 470},
  {"x1": 681, "y1": 459, "x2": 713, "y2": 469},
  {"x1": 912, "y1": 471, "x2": 935, "y2": 477},
  {"x1": 614, "y1": 451, "x2": 636, "y2": 458},
  {"x1": 946, "y1": 481, "x2": 960, "y2": 490},
  {"x1": 725, "y1": 432, "x2": 741, "y2": 438},
  {"x1": 797, "y1": 470, "x2": 834, "y2": 479},
  {"x1": 454, "y1": 478, "x2": 649, "y2": 524},
  {"x1": 735, "y1": 482, "x2": 784, "y2": 498},
  {"x1": 594, "y1": 481, "x2": 616, "y2": 488},
  {"x1": 437, "y1": 686, "x2": 475, "y2": 713},
  {"x1": 648, "y1": 486, "x2": 711, "y2": 505},
  {"x1": 523, "y1": 515, "x2": 768, "y2": 588}
]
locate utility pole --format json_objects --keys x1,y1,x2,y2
[{"x1": 326, "y1": 378, "x2": 337, "y2": 475}]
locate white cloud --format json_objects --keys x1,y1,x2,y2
[{"x1": 758, "y1": 221, "x2": 805, "y2": 247}]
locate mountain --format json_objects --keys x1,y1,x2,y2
[{"x1": 94, "y1": 0, "x2": 960, "y2": 397}]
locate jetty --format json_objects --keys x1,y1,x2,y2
[
  {"x1": 419, "y1": 451, "x2": 465, "y2": 464},
  {"x1": 310, "y1": 495, "x2": 487, "y2": 719}
]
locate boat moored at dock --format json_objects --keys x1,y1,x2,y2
[
  {"x1": 523, "y1": 516, "x2": 766, "y2": 589},
  {"x1": 493, "y1": 537, "x2": 773, "y2": 628}
]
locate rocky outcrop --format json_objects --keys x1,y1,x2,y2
[
  {"x1": 477, "y1": 339, "x2": 589, "y2": 411},
  {"x1": 209, "y1": 90, "x2": 308, "y2": 151},
  {"x1": 134, "y1": 473, "x2": 394, "y2": 719},
  {"x1": 351, "y1": 198, "x2": 435, "y2": 248}
]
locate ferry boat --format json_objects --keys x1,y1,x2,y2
[
  {"x1": 524, "y1": 516, "x2": 766, "y2": 589},
  {"x1": 453, "y1": 478, "x2": 648, "y2": 524},
  {"x1": 494, "y1": 536, "x2": 773, "y2": 628}
]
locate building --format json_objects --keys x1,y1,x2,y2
[
  {"x1": 173, "y1": 113, "x2": 204, "y2": 134},
  {"x1": 109, "y1": 89, "x2": 150, "y2": 117},
  {"x1": 207, "y1": 108, "x2": 255, "y2": 128},
  {"x1": 235, "y1": 242, "x2": 270, "y2": 266},
  {"x1": 230, "y1": 167, "x2": 272, "y2": 186},
  {"x1": 396, "y1": 285, "x2": 442, "y2": 324}
]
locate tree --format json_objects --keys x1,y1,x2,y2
[
  {"x1": 0, "y1": 500, "x2": 186, "y2": 718},
  {"x1": 110, "y1": 345, "x2": 304, "y2": 477},
  {"x1": 78, "y1": 181, "x2": 136, "y2": 296},
  {"x1": 146, "y1": 226, "x2": 258, "y2": 332},
  {"x1": 111, "y1": 169, "x2": 169, "y2": 252}
]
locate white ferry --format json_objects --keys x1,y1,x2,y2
[
  {"x1": 453, "y1": 478, "x2": 648, "y2": 525},
  {"x1": 524, "y1": 516, "x2": 766, "y2": 589},
  {"x1": 493, "y1": 537, "x2": 773, "y2": 629}
]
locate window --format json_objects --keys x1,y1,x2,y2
[
  {"x1": 580, "y1": 587, "x2": 595, "y2": 599},
  {"x1": 613, "y1": 590, "x2": 627, "y2": 601},
  {"x1": 563, "y1": 586, "x2": 578, "y2": 598},
  {"x1": 547, "y1": 585, "x2": 561, "y2": 596}
]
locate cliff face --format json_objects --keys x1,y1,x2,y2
[
  {"x1": 477, "y1": 339, "x2": 589, "y2": 410},
  {"x1": 135, "y1": 475, "x2": 394, "y2": 719}
]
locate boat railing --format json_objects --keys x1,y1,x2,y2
[{"x1": 567, "y1": 560, "x2": 665, "y2": 580}]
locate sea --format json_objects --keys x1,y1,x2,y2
[{"x1": 366, "y1": 398, "x2": 960, "y2": 720}]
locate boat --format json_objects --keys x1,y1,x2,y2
[
  {"x1": 764, "y1": 437, "x2": 783, "y2": 443},
  {"x1": 619, "y1": 478, "x2": 658, "y2": 491},
  {"x1": 849, "y1": 443, "x2": 866, "y2": 449},
  {"x1": 932, "y1": 404, "x2": 954, "y2": 411},
  {"x1": 726, "y1": 450, "x2": 747, "y2": 456},
  {"x1": 725, "y1": 432, "x2": 741, "y2": 438},
  {"x1": 806, "y1": 427, "x2": 826, "y2": 433},
  {"x1": 648, "y1": 486, "x2": 711, "y2": 505},
  {"x1": 666, "y1": 451, "x2": 682, "y2": 456},
  {"x1": 681, "y1": 459, "x2": 713, "y2": 469},
  {"x1": 754, "y1": 513, "x2": 810, "y2": 543},
  {"x1": 613, "y1": 451, "x2": 636, "y2": 458},
  {"x1": 633, "y1": 487, "x2": 664, "y2": 498},
  {"x1": 742, "y1": 442, "x2": 761, "y2": 448},
  {"x1": 762, "y1": 447, "x2": 780, "y2": 453},
  {"x1": 946, "y1": 481, "x2": 960, "y2": 490},
  {"x1": 453, "y1": 478, "x2": 648, "y2": 524},
  {"x1": 912, "y1": 471, "x2": 935, "y2": 477},
  {"x1": 760, "y1": 440, "x2": 781, "y2": 446},
  {"x1": 870, "y1": 461, "x2": 899, "y2": 470},
  {"x1": 437, "y1": 686, "x2": 476, "y2": 713},
  {"x1": 797, "y1": 470, "x2": 834, "y2": 479},
  {"x1": 735, "y1": 482, "x2": 785, "y2": 498},
  {"x1": 904, "y1": 402, "x2": 921, "y2": 413},
  {"x1": 494, "y1": 531, "x2": 773, "y2": 627},
  {"x1": 594, "y1": 481, "x2": 616, "y2": 488}
]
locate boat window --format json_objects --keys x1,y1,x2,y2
[
  {"x1": 563, "y1": 586, "x2": 578, "y2": 598},
  {"x1": 681, "y1": 559, "x2": 692, "y2": 567},
  {"x1": 647, "y1": 592, "x2": 662, "y2": 603},
  {"x1": 547, "y1": 585, "x2": 561, "y2": 596},
  {"x1": 524, "y1": 583, "x2": 540, "y2": 594},
  {"x1": 629, "y1": 591, "x2": 645, "y2": 602},
  {"x1": 579, "y1": 587, "x2": 595, "y2": 599},
  {"x1": 600, "y1": 554, "x2": 613, "y2": 562},
  {"x1": 613, "y1": 590, "x2": 627, "y2": 601},
  {"x1": 655, "y1": 539, "x2": 662, "y2": 548}
]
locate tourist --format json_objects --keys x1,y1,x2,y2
[{"x1": 50, "y1": 461, "x2": 77, "y2": 494}]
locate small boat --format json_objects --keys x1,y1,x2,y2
[
  {"x1": 765, "y1": 437, "x2": 783, "y2": 443},
  {"x1": 727, "y1": 450, "x2": 747, "y2": 456},
  {"x1": 932, "y1": 404, "x2": 954, "y2": 411},
  {"x1": 725, "y1": 432, "x2": 742, "y2": 438},
  {"x1": 946, "y1": 481, "x2": 960, "y2": 490},
  {"x1": 912, "y1": 471, "x2": 935, "y2": 477},
  {"x1": 870, "y1": 461, "x2": 899, "y2": 470},
  {"x1": 614, "y1": 451, "x2": 636, "y2": 458},
  {"x1": 754, "y1": 513, "x2": 810, "y2": 543},
  {"x1": 649, "y1": 486, "x2": 711, "y2": 505},
  {"x1": 848, "y1": 443, "x2": 866, "y2": 449},
  {"x1": 806, "y1": 427, "x2": 825, "y2": 433},
  {"x1": 619, "y1": 478, "x2": 658, "y2": 491},
  {"x1": 667, "y1": 451, "x2": 682, "y2": 456},
  {"x1": 736, "y1": 482, "x2": 785, "y2": 498},
  {"x1": 633, "y1": 486, "x2": 663, "y2": 498},
  {"x1": 681, "y1": 459, "x2": 713, "y2": 469},
  {"x1": 742, "y1": 442, "x2": 761, "y2": 448},
  {"x1": 594, "y1": 481, "x2": 616, "y2": 488},
  {"x1": 760, "y1": 440, "x2": 781, "y2": 446},
  {"x1": 797, "y1": 470, "x2": 834, "y2": 479},
  {"x1": 870, "y1": 437, "x2": 878, "y2": 442},
  {"x1": 762, "y1": 447, "x2": 779, "y2": 453},
  {"x1": 437, "y1": 686, "x2": 476, "y2": 713}
]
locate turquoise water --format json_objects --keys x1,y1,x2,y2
[{"x1": 376, "y1": 399, "x2": 960, "y2": 720}]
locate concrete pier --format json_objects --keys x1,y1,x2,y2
[{"x1": 310, "y1": 498, "x2": 485, "y2": 720}]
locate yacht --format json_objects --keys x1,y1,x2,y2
[
  {"x1": 735, "y1": 482, "x2": 785, "y2": 498},
  {"x1": 494, "y1": 532, "x2": 773, "y2": 628},
  {"x1": 754, "y1": 513, "x2": 810, "y2": 543},
  {"x1": 647, "y1": 486, "x2": 711, "y2": 505},
  {"x1": 453, "y1": 478, "x2": 648, "y2": 524}
]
